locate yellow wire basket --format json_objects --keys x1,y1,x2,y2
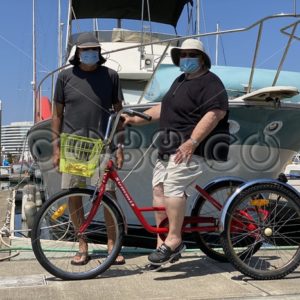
[{"x1": 59, "y1": 133, "x2": 104, "y2": 177}]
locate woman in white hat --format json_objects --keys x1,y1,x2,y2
[{"x1": 124, "y1": 38, "x2": 229, "y2": 268}]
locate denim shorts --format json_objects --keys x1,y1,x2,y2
[{"x1": 152, "y1": 154, "x2": 206, "y2": 197}]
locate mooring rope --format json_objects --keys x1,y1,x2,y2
[{"x1": 0, "y1": 194, "x2": 20, "y2": 261}]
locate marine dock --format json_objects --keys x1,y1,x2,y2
[{"x1": 1, "y1": 190, "x2": 300, "y2": 300}]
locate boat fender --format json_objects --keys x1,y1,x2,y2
[
  {"x1": 21, "y1": 184, "x2": 36, "y2": 221},
  {"x1": 21, "y1": 193, "x2": 29, "y2": 221},
  {"x1": 14, "y1": 190, "x2": 23, "y2": 204},
  {"x1": 35, "y1": 190, "x2": 43, "y2": 207},
  {"x1": 24, "y1": 200, "x2": 37, "y2": 230},
  {"x1": 22, "y1": 184, "x2": 37, "y2": 202}
]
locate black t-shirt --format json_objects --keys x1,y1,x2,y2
[
  {"x1": 158, "y1": 71, "x2": 229, "y2": 161},
  {"x1": 53, "y1": 65, "x2": 123, "y2": 139}
]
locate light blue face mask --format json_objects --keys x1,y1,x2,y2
[
  {"x1": 79, "y1": 50, "x2": 99, "y2": 65},
  {"x1": 179, "y1": 58, "x2": 200, "y2": 73}
]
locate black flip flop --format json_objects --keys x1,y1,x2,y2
[
  {"x1": 108, "y1": 253, "x2": 126, "y2": 265},
  {"x1": 112, "y1": 255, "x2": 126, "y2": 265},
  {"x1": 71, "y1": 252, "x2": 91, "y2": 266}
]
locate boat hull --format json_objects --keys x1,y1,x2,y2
[{"x1": 28, "y1": 100, "x2": 300, "y2": 228}]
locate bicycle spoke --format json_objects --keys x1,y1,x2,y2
[
  {"x1": 31, "y1": 189, "x2": 124, "y2": 280},
  {"x1": 192, "y1": 179, "x2": 244, "y2": 262},
  {"x1": 221, "y1": 182, "x2": 300, "y2": 280}
]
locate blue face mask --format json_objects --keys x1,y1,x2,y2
[
  {"x1": 179, "y1": 58, "x2": 200, "y2": 73},
  {"x1": 79, "y1": 50, "x2": 99, "y2": 65}
]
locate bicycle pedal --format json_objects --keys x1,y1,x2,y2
[{"x1": 170, "y1": 253, "x2": 182, "y2": 264}]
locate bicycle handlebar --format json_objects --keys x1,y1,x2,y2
[
  {"x1": 104, "y1": 108, "x2": 152, "y2": 145},
  {"x1": 123, "y1": 108, "x2": 152, "y2": 121}
]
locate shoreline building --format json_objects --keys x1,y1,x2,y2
[{"x1": 1, "y1": 122, "x2": 33, "y2": 162}]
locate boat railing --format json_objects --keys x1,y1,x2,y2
[
  {"x1": 68, "y1": 29, "x2": 179, "y2": 47},
  {"x1": 281, "y1": 20, "x2": 300, "y2": 41},
  {"x1": 272, "y1": 19, "x2": 300, "y2": 87},
  {"x1": 36, "y1": 12, "x2": 300, "y2": 117}
]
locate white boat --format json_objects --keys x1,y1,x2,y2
[
  {"x1": 0, "y1": 166, "x2": 11, "y2": 180},
  {"x1": 283, "y1": 152, "x2": 300, "y2": 192},
  {"x1": 284, "y1": 164, "x2": 300, "y2": 192},
  {"x1": 27, "y1": 1, "x2": 300, "y2": 246}
]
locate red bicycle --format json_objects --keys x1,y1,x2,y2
[{"x1": 31, "y1": 109, "x2": 300, "y2": 280}]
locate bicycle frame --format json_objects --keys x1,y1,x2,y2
[
  {"x1": 78, "y1": 159, "x2": 230, "y2": 236},
  {"x1": 76, "y1": 110, "x2": 273, "y2": 239}
]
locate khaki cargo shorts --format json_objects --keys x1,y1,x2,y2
[{"x1": 152, "y1": 154, "x2": 206, "y2": 197}]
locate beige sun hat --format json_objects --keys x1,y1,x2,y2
[{"x1": 171, "y1": 38, "x2": 211, "y2": 69}]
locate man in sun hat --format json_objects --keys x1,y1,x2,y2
[
  {"x1": 52, "y1": 32, "x2": 126, "y2": 266},
  {"x1": 68, "y1": 32, "x2": 107, "y2": 66},
  {"x1": 124, "y1": 38, "x2": 229, "y2": 269}
]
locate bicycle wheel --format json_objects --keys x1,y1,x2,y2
[
  {"x1": 191, "y1": 179, "x2": 244, "y2": 262},
  {"x1": 221, "y1": 182, "x2": 300, "y2": 280},
  {"x1": 31, "y1": 188, "x2": 125, "y2": 280}
]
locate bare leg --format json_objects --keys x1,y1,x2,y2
[
  {"x1": 163, "y1": 195, "x2": 186, "y2": 250},
  {"x1": 153, "y1": 183, "x2": 167, "y2": 248},
  {"x1": 105, "y1": 191, "x2": 125, "y2": 264},
  {"x1": 68, "y1": 196, "x2": 88, "y2": 262},
  {"x1": 147, "y1": 193, "x2": 186, "y2": 266}
]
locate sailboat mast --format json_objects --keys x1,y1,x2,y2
[
  {"x1": 215, "y1": 23, "x2": 219, "y2": 65},
  {"x1": 65, "y1": 0, "x2": 72, "y2": 59},
  {"x1": 196, "y1": 0, "x2": 200, "y2": 37},
  {"x1": 32, "y1": 0, "x2": 38, "y2": 123},
  {"x1": 58, "y1": 0, "x2": 63, "y2": 68},
  {"x1": 93, "y1": 19, "x2": 99, "y2": 31}
]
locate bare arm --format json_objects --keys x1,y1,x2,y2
[
  {"x1": 113, "y1": 101, "x2": 125, "y2": 169},
  {"x1": 175, "y1": 109, "x2": 226, "y2": 164},
  {"x1": 113, "y1": 101, "x2": 125, "y2": 142},
  {"x1": 52, "y1": 102, "x2": 64, "y2": 142},
  {"x1": 190, "y1": 109, "x2": 226, "y2": 143},
  {"x1": 52, "y1": 102, "x2": 64, "y2": 167}
]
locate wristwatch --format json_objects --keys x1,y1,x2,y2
[{"x1": 189, "y1": 137, "x2": 199, "y2": 147}]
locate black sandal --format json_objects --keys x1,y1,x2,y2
[
  {"x1": 112, "y1": 254, "x2": 126, "y2": 265},
  {"x1": 108, "y1": 252, "x2": 126, "y2": 265},
  {"x1": 71, "y1": 252, "x2": 91, "y2": 266}
]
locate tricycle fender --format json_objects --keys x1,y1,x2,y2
[{"x1": 219, "y1": 178, "x2": 300, "y2": 233}]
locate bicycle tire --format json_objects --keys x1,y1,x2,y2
[
  {"x1": 221, "y1": 182, "x2": 300, "y2": 280},
  {"x1": 31, "y1": 188, "x2": 125, "y2": 280},
  {"x1": 191, "y1": 179, "x2": 244, "y2": 262}
]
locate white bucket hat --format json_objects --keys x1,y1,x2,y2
[{"x1": 171, "y1": 38, "x2": 211, "y2": 69}]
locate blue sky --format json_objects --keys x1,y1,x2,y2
[{"x1": 0, "y1": 0, "x2": 299, "y2": 125}]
